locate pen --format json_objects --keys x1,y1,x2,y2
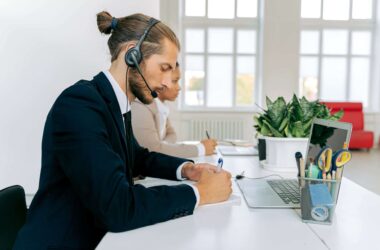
[
  {"x1": 216, "y1": 157, "x2": 223, "y2": 172},
  {"x1": 300, "y1": 157, "x2": 305, "y2": 178},
  {"x1": 308, "y1": 158, "x2": 313, "y2": 178},
  {"x1": 206, "y1": 130, "x2": 210, "y2": 139}
]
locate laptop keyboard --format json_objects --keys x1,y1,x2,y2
[{"x1": 267, "y1": 179, "x2": 300, "y2": 204}]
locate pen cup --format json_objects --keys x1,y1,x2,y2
[{"x1": 298, "y1": 177, "x2": 341, "y2": 225}]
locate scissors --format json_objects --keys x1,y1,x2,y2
[
  {"x1": 315, "y1": 147, "x2": 333, "y2": 179},
  {"x1": 331, "y1": 144, "x2": 352, "y2": 180},
  {"x1": 315, "y1": 143, "x2": 352, "y2": 180}
]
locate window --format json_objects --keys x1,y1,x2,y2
[
  {"x1": 299, "y1": 0, "x2": 375, "y2": 107},
  {"x1": 181, "y1": 0, "x2": 259, "y2": 110}
]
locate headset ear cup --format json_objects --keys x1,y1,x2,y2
[{"x1": 125, "y1": 48, "x2": 142, "y2": 68}]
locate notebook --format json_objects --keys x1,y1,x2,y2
[
  {"x1": 218, "y1": 145, "x2": 258, "y2": 156},
  {"x1": 236, "y1": 118, "x2": 352, "y2": 208}
]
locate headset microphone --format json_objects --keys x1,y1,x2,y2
[
  {"x1": 125, "y1": 18, "x2": 160, "y2": 98},
  {"x1": 129, "y1": 52, "x2": 158, "y2": 98}
]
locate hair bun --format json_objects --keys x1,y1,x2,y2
[{"x1": 97, "y1": 11, "x2": 114, "y2": 35}]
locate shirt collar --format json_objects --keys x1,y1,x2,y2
[{"x1": 102, "y1": 70, "x2": 130, "y2": 114}]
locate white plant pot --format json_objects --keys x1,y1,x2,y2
[{"x1": 261, "y1": 136, "x2": 309, "y2": 172}]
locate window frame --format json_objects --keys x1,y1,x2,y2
[
  {"x1": 299, "y1": 0, "x2": 378, "y2": 109},
  {"x1": 177, "y1": 0, "x2": 261, "y2": 112}
]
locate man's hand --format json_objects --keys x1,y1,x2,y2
[
  {"x1": 195, "y1": 169, "x2": 232, "y2": 205},
  {"x1": 181, "y1": 163, "x2": 217, "y2": 181},
  {"x1": 201, "y1": 139, "x2": 217, "y2": 155}
]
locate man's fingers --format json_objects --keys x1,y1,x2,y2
[
  {"x1": 207, "y1": 165, "x2": 218, "y2": 173},
  {"x1": 220, "y1": 170, "x2": 232, "y2": 179},
  {"x1": 201, "y1": 167, "x2": 213, "y2": 177}
]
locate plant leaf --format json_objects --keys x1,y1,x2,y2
[
  {"x1": 299, "y1": 96, "x2": 316, "y2": 122},
  {"x1": 290, "y1": 121, "x2": 304, "y2": 137},
  {"x1": 266, "y1": 96, "x2": 273, "y2": 110},
  {"x1": 330, "y1": 110, "x2": 344, "y2": 120},
  {"x1": 278, "y1": 116, "x2": 288, "y2": 132},
  {"x1": 260, "y1": 122, "x2": 272, "y2": 136},
  {"x1": 253, "y1": 95, "x2": 344, "y2": 138},
  {"x1": 266, "y1": 97, "x2": 287, "y2": 129},
  {"x1": 284, "y1": 124, "x2": 292, "y2": 137},
  {"x1": 303, "y1": 118, "x2": 314, "y2": 136},
  {"x1": 263, "y1": 120, "x2": 283, "y2": 137},
  {"x1": 291, "y1": 94, "x2": 303, "y2": 120}
]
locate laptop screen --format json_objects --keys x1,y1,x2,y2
[{"x1": 305, "y1": 119, "x2": 351, "y2": 172}]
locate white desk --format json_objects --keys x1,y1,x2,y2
[
  {"x1": 97, "y1": 155, "x2": 380, "y2": 250},
  {"x1": 307, "y1": 178, "x2": 380, "y2": 250}
]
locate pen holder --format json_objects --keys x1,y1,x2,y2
[{"x1": 298, "y1": 177, "x2": 341, "y2": 225}]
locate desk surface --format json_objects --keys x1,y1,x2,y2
[{"x1": 97, "y1": 155, "x2": 380, "y2": 250}]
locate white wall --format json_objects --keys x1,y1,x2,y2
[
  {"x1": 260, "y1": 0, "x2": 301, "y2": 102},
  {"x1": 0, "y1": 0, "x2": 160, "y2": 194}
]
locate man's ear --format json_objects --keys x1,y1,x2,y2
[
  {"x1": 117, "y1": 41, "x2": 136, "y2": 63},
  {"x1": 116, "y1": 42, "x2": 137, "y2": 61},
  {"x1": 122, "y1": 42, "x2": 137, "y2": 53}
]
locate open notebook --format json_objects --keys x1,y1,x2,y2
[{"x1": 218, "y1": 145, "x2": 258, "y2": 156}]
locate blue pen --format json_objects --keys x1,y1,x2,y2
[{"x1": 217, "y1": 157, "x2": 223, "y2": 172}]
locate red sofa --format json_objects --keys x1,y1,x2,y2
[{"x1": 323, "y1": 102, "x2": 374, "y2": 150}]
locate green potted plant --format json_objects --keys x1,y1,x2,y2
[{"x1": 254, "y1": 94, "x2": 343, "y2": 171}]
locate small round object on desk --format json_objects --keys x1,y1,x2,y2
[{"x1": 311, "y1": 206, "x2": 329, "y2": 221}]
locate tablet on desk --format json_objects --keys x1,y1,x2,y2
[{"x1": 218, "y1": 145, "x2": 258, "y2": 156}]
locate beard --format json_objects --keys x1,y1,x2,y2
[{"x1": 128, "y1": 68, "x2": 154, "y2": 105}]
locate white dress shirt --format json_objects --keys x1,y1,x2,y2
[{"x1": 102, "y1": 70, "x2": 200, "y2": 208}]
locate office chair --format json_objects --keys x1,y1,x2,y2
[{"x1": 0, "y1": 185, "x2": 27, "y2": 250}]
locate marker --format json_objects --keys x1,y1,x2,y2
[
  {"x1": 295, "y1": 152, "x2": 302, "y2": 177},
  {"x1": 295, "y1": 152, "x2": 305, "y2": 178},
  {"x1": 216, "y1": 157, "x2": 223, "y2": 172}
]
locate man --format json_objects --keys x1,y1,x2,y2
[
  {"x1": 131, "y1": 65, "x2": 217, "y2": 158},
  {"x1": 13, "y1": 12, "x2": 232, "y2": 249}
]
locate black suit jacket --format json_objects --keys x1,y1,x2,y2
[{"x1": 13, "y1": 72, "x2": 196, "y2": 250}]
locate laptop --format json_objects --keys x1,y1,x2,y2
[{"x1": 236, "y1": 118, "x2": 352, "y2": 208}]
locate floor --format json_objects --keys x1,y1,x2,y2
[{"x1": 344, "y1": 148, "x2": 380, "y2": 196}]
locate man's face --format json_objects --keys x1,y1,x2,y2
[
  {"x1": 129, "y1": 38, "x2": 178, "y2": 104},
  {"x1": 157, "y1": 67, "x2": 181, "y2": 102}
]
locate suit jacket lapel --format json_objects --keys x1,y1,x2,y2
[{"x1": 92, "y1": 72, "x2": 128, "y2": 157}]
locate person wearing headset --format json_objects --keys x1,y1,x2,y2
[
  {"x1": 131, "y1": 65, "x2": 217, "y2": 158},
  {"x1": 13, "y1": 12, "x2": 232, "y2": 250}
]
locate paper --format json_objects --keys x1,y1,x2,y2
[
  {"x1": 202, "y1": 193, "x2": 241, "y2": 207},
  {"x1": 217, "y1": 139, "x2": 254, "y2": 147},
  {"x1": 136, "y1": 177, "x2": 181, "y2": 188},
  {"x1": 218, "y1": 145, "x2": 258, "y2": 156},
  {"x1": 309, "y1": 184, "x2": 334, "y2": 206}
]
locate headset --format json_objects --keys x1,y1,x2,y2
[{"x1": 125, "y1": 18, "x2": 160, "y2": 98}]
